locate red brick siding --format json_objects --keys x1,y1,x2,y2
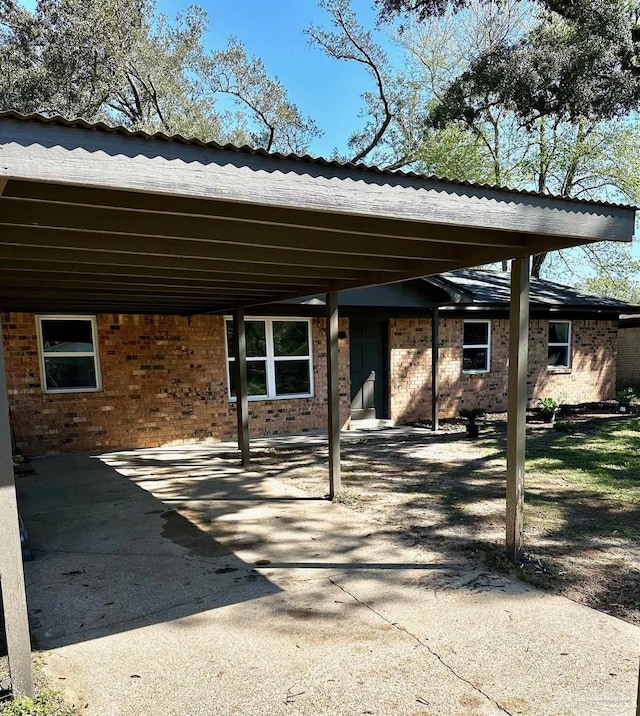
[
  {"x1": 389, "y1": 318, "x2": 432, "y2": 423},
  {"x1": 389, "y1": 317, "x2": 617, "y2": 423},
  {"x1": 2, "y1": 312, "x2": 350, "y2": 456},
  {"x1": 527, "y1": 319, "x2": 617, "y2": 405}
]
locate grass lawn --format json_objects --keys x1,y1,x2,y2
[{"x1": 259, "y1": 413, "x2": 640, "y2": 625}]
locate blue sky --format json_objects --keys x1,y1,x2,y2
[
  {"x1": 17, "y1": 0, "x2": 391, "y2": 156},
  {"x1": 160, "y1": 0, "x2": 392, "y2": 157}
]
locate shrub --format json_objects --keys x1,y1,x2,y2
[
  {"x1": 538, "y1": 398, "x2": 560, "y2": 424},
  {"x1": 0, "y1": 691, "x2": 75, "y2": 716},
  {"x1": 616, "y1": 387, "x2": 636, "y2": 407},
  {"x1": 538, "y1": 397, "x2": 559, "y2": 412},
  {"x1": 553, "y1": 420, "x2": 575, "y2": 432}
]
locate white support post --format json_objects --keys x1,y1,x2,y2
[
  {"x1": 232, "y1": 308, "x2": 250, "y2": 467},
  {"x1": 0, "y1": 315, "x2": 34, "y2": 697},
  {"x1": 326, "y1": 292, "x2": 341, "y2": 499},
  {"x1": 506, "y1": 257, "x2": 530, "y2": 561}
]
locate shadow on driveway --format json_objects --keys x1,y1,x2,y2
[
  {"x1": 17, "y1": 445, "x2": 461, "y2": 652},
  {"x1": 18, "y1": 450, "x2": 284, "y2": 650}
]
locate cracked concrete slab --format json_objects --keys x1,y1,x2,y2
[{"x1": 16, "y1": 445, "x2": 640, "y2": 716}]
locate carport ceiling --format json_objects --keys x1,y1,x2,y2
[{"x1": 0, "y1": 113, "x2": 635, "y2": 315}]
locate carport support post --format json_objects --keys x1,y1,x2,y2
[
  {"x1": 232, "y1": 308, "x2": 250, "y2": 467},
  {"x1": 506, "y1": 257, "x2": 530, "y2": 561},
  {"x1": 0, "y1": 317, "x2": 34, "y2": 698},
  {"x1": 431, "y1": 307, "x2": 439, "y2": 431},
  {"x1": 326, "y1": 291, "x2": 341, "y2": 499}
]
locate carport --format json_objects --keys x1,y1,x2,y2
[{"x1": 0, "y1": 112, "x2": 635, "y2": 698}]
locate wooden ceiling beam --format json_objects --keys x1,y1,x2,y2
[
  {"x1": 0, "y1": 272, "x2": 319, "y2": 295},
  {"x1": 0, "y1": 227, "x2": 423, "y2": 273},
  {"x1": 0, "y1": 245, "x2": 371, "y2": 282},
  {"x1": 0, "y1": 198, "x2": 495, "y2": 260},
  {"x1": 2, "y1": 188, "x2": 536, "y2": 250}
]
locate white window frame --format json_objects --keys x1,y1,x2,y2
[
  {"x1": 462, "y1": 319, "x2": 491, "y2": 374},
  {"x1": 225, "y1": 316, "x2": 314, "y2": 401},
  {"x1": 36, "y1": 315, "x2": 102, "y2": 394},
  {"x1": 548, "y1": 320, "x2": 572, "y2": 369}
]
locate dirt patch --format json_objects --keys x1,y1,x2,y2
[{"x1": 255, "y1": 414, "x2": 640, "y2": 626}]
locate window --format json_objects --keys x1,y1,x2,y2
[
  {"x1": 462, "y1": 320, "x2": 491, "y2": 373},
  {"x1": 37, "y1": 316, "x2": 101, "y2": 393},
  {"x1": 225, "y1": 318, "x2": 313, "y2": 400},
  {"x1": 548, "y1": 320, "x2": 571, "y2": 368}
]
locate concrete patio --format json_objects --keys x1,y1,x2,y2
[{"x1": 15, "y1": 442, "x2": 640, "y2": 715}]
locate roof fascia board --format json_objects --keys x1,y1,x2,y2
[
  {"x1": 0, "y1": 118, "x2": 635, "y2": 243},
  {"x1": 439, "y1": 304, "x2": 630, "y2": 317}
]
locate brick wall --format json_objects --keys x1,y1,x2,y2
[
  {"x1": 527, "y1": 319, "x2": 617, "y2": 406},
  {"x1": 2, "y1": 310, "x2": 619, "y2": 454},
  {"x1": 2, "y1": 312, "x2": 350, "y2": 456},
  {"x1": 389, "y1": 316, "x2": 618, "y2": 423},
  {"x1": 616, "y1": 326, "x2": 640, "y2": 390},
  {"x1": 389, "y1": 318, "x2": 432, "y2": 423}
]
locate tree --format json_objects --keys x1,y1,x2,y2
[
  {"x1": 0, "y1": 0, "x2": 147, "y2": 119},
  {"x1": 579, "y1": 271, "x2": 640, "y2": 304},
  {"x1": 377, "y1": 0, "x2": 640, "y2": 125},
  {"x1": 203, "y1": 38, "x2": 320, "y2": 153},
  {"x1": 306, "y1": 0, "x2": 398, "y2": 165},
  {"x1": 100, "y1": 5, "x2": 224, "y2": 140},
  {"x1": 312, "y1": 0, "x2": 640, "y2": 281},
  {"x1": 0, "y1": 0, "x2": 318, "y2": 151}
]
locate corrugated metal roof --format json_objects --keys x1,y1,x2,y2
[
  {"x1": 441, "y1": 269, "x2": 637, "y2": 310},
  {"x1": 0, "y1": 110, "x2": 636, "y2": 212}
]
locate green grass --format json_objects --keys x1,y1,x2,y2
[{"x1": 527, "y1": 418, "x2": 640, "y2": 500}]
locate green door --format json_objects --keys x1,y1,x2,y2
[{"x1": 349, "y1": 319, "x2": 388, "y2": 420}]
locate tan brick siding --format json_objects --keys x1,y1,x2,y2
[
  {"x1": 389, "y1": 317, "x2": 617, "y2": 423},
  {"x1": 616, "y1": 326, "x2": 640, "y2": 390},
  {"x1": 2, "y1": 312, "x2": 350, "y2": 456}
]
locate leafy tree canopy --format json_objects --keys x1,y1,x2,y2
[
  {"x1": 0, "y1": 0, "x2": 318, "y2": 151},
  {"x1": 309, "y1": 0, "x2": 640, "y2": 286},
  {"x1": 377, "y1": 0, "x2": 640, "y2": 125}
]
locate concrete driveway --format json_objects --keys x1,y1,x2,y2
[{"x1": 16, "y1": 442, "x2": 640, "y2": 716}]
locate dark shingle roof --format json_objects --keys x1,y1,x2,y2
[
  {"x1": 437, "y1": 269, "x2": 637, "y2": 310},
  {"x1": 0, "y1": 111, "x2": 636, "y2": 211}
]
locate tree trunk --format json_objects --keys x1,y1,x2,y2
[{"x1": 531, "y1": 253, "x2": 546, "y2": 278}]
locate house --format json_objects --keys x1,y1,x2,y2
[
  {"x1": 266, "y1": 269, "x2": 638, "y2": 424},
  {"x1": 3, "y1": 269, "x2": 635, "y2": 456},
  {"x1": 0, "y1": 112, "x2": 636, "y2": 697},
  {"x1": 383, "y1": 269, "x2": 637, "y2": 423}
]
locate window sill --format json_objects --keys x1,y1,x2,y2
[
  {"x1": 462, "y1": 370, "x2": 490, "y2": 375},
  {"x1": 546, "y1": 367, "x2": 572, "y2": 374},
  {"x1": 229, "y1": 393, "x2": 314, "y2": 403},
  {"x1": 43, "y1": 387, "x2": 102, "y2": 395}
]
